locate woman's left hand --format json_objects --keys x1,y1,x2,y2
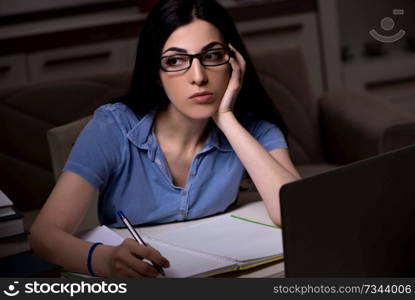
[{"x1": 213, "y1": 44, "x2": 246, "y2": 122}]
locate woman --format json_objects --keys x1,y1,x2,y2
[{"x1": 30, "y1": 0, "x2": 300, "y2": 277}]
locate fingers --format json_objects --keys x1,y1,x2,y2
[
  {"x1": 124, "y1": 239, "x2": 169, "y2": 268},
  {"x1": 228, "y1": 44, "x2": 246, "y2": 74},
  {"x1": 109, "y1": 239, "x2": 170, "y2": 277},
  {"x1": 126, "y1": 239, "x2": 169, "y2": 272},
  {"x1": 146, "y1": 245, "x2": 170, "y2": 268},
  {"x1": 227, "y1": 44, "x2": 245, "y2": 88},
  {"x1": 110, "y1": 259, "x2": 145, "y2": 278},
  {"x1": 226, "y1": 57, "x2": 243, "y2": 98}
]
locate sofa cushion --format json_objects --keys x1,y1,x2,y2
[
  {"x1": 2, "y1": 81, "x2": 117, "y2": 126},
  {"x1": 0, "y1": 152, "x2": 54, "y2": 210},
  {"x1": 258, "y1": 73, "x2": 324, "y2": 164},
  {"x1": 0, "y1": 104, "x2": 53, "y2": 169},
  {"x1": 251, "y1": 48, "x2": 325, "y2": 164}
]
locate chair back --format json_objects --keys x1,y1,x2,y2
[{"x1": 47, "y1": 116, "x2": 98, "y2": 231}]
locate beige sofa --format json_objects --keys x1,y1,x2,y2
[{"x1": 1, "y1": 48, "x2": 415, "y2": 212}]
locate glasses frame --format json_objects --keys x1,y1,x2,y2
[{"x1": 160, "y1": 48, "x2": 234, "y2": 72}]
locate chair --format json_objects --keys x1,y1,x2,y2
[{"x1": 47, "y1": 116, "x2": 99, "y2": 230}]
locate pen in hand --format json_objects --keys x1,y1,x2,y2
[{"x1": 117, "y1": 210, "x2": 166, "y2": 276}]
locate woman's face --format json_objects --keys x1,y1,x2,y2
[{"x1": 159, "y1": 19, "x2": 231, "y2": 120}]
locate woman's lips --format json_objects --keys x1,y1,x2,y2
[{"x1": 189, "y1": 93, "x2": 214, "y2": 103}]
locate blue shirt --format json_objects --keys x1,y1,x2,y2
[{"x1": 64, "y1": 103, "x2": 287, "y2": 227}]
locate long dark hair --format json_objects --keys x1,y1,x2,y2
[{"x1": 120, "y1": 0, "x2": 286, "y2": 134}]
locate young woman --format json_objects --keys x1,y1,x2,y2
[{"x1": 30, "y1": 0, "x2": 300, "y2": 278}]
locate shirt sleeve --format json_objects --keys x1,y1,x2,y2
[
  {"x1": 63, "y1": 107, "x2": 125, "y2": 189},
  {"x1": 250, "y1": 120, "x2": 288, "y2": 152}
]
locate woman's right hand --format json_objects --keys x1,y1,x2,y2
[{"x1": 106, "y1": 239, "x2": 170, "y2": 277}]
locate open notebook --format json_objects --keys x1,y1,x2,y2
[{"x1": 80, "y1": 210, "x2": 283, "y2": 278}]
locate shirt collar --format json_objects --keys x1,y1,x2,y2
[
  {"x1": 202, "y1": 123, "x2": 233, "y2": 152},
  {"x1": 126, "y1": 110, "x2": 233, "y2": 153},
  {"x1": 126, "y1": 110, "x2": 157, "y2": 151}
]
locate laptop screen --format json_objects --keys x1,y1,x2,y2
[{"x1": 280, "y1": 144, "x2": 415, "y2": 277}]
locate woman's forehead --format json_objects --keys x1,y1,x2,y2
[{"x1": 162, "y1": 19, "x2": 225, "y2": 53}]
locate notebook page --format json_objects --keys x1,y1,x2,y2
[
  {"x1": 78, "y1": 225, "x2": 124, "y2": 246},
  {"x1": 152, "y1": 215, "x2": 283, "y2": 262},
  {"x1": 231, "y1": 201, "x2": 275, "y2": 227},
  {"x1": 147, "y1": 239, "x2": 235, "y2": 278}
]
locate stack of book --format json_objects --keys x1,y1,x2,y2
[{"x1": 0, "y1": 190, "x2": 30, "y2": 258}]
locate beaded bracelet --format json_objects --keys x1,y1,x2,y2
[{"x1": 87, "y1": 242, "x2": 102, "y2": 277}]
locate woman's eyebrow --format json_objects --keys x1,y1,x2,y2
[
  {"x1": 161, "y1": 41, "x2": 225, "y2": 55},
  {"x1": 201, "y1": 41, "x2": 225, "y2": 51},
  {"x1": 162, "y1": 47, "x2": 187, "y2": 55}
]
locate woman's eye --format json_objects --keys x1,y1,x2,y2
[
  {"x1": 166, "y1": 56, "x2": 185, "y2": 66},
  {"x1": 204, "y1": 51, "x2": 223, "y2": 61}
]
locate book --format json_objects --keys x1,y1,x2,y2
[
  {"x1": 0, "y1": 208, "x2": 24, "y2": 239},
  {"x1": 0, "y1": 206, "x2": 18, "y2": 218},
  {"x1": 0, "y1": 190, "x2": 13, "y2": 208},
  {"x1": 0, "y1": 233, "x2": 31, "y2": 258},
  {"x1": 229, "y1": 200, "x2": 280, "y2": 228},
  {"x1": 0, "y1": 190, "x2": 28, "y2": 256},
  {"x1": 0, "y1": 190, "x2": 24, "y2": 239},
  {"x1": 80, "y1": 206, "x2": 283, "y2": 278}
]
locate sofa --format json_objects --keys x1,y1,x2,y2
[
  {"x1": 0, "y1": 73, "x2": 131, "y2": 210},
  {"x1": 1, "y1": 47, "x2": 415, "y2": 212}
]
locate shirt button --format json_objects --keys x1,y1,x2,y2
[
  {"x1": 181, "y1": 190, "x2": 187, "y2": 196},
  {"x1": 190, "y1": 172, "x2": 196, "y2": 177},
  {"x1": 180, "y1": 210, "x2": 186, "y2": 217}
]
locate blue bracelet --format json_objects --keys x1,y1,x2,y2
[{"x1": 87, "y1": 242, "x2": 102, "y2": 277}]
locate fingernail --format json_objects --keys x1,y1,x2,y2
[{"x1": 163, "y1": 259, "x2": 170, "y2": 267}]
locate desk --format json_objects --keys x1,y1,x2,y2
[{"x1": 112, "y1": 193, "x2": 285, "y2": 278}]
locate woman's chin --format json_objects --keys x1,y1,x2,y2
[
  {"x1": 167, "y1": 101, "x2": 219, "y2": 121},
  {"x1": 186, "y1": 107, "x2": 218, "y2": 120}
]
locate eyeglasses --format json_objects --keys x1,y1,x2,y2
[{"x1": 160, "y1": 48, "x2": 234, "y2": 72}]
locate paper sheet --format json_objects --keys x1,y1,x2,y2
[
  {"x1": 230, "y1": 201, "x2": 275, "y2": 227},
  {"x1": 0, "y1": 190, "x2": 13, "y2": 207},
  {"x1": 78, "y1": 225, "x2": 124, "y2": 246},
  {"x1": 152, "y1": 214, "x2": 283, "y2": 262}
]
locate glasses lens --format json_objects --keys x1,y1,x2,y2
[
  {"x1": 161, "y1": 55, "x2": 190, "y2": 71},
  {"x1": 202, "y1": 49, "x2": 230, "y2": 66}
]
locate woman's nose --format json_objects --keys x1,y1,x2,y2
[{"x1": 189, "y1": 58, "x2": 208, "y2": 86}]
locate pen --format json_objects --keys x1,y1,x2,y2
[{"x1": 117, "y1": 210, "x2": 165, "y2": 276}]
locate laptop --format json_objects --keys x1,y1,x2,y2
[{"x1": 280, "y1": 144, "x2": 415, "y2": 277}]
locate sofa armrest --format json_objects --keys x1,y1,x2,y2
[
  {"x1": 47, "y1": 116, "x2": 92, "y2": 180},
  {"x1": 319, "y1": 90, "x2": 415, "y2": 164}
]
